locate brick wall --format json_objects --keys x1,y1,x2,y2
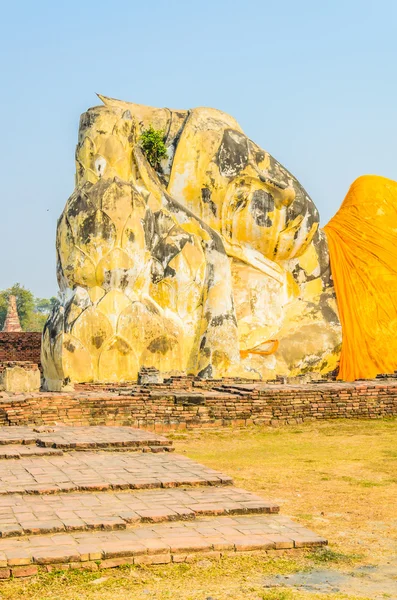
[
  {"x1": 0, "y1": 380, "x2": 396, "y2": 429},
  {"x1": 0, "y1": 333, "x2": 42, "y2": 366}
]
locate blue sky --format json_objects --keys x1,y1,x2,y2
[{"x1": 1, "y1": 0, "x2": 396, "y2": 297}]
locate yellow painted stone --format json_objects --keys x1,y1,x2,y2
[
  {"x1": 0, "y1": 366, "x2": 40, "y2": 393},
  {"x1": 98, "y1": 335, "x2": 139, "y2": 382},
  {"x1": 43, "y1": 96, "x2": 344, "y2": 388}
]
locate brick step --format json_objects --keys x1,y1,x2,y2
[
  {"x1": 0, "y1": 426, "x2": 173, "y2": 451},
  {"x1": 0, "y1": 487, "x2": 279, "y2": 537},
  {"x1": 0, "y1": 427, "x2": 37, "y2": 446},
  {"x1": 0, "y1": 446, "x2": 63, "y2": 459},
  {"x1": 0, "y1": 444, "x2": 173, "y2": 458},
  {"x1": 0, "y1": 452, "x2": 233, "y2": 495},
  {"x1": 0, "y1": 514, "x2": 327, "y2": 579}
]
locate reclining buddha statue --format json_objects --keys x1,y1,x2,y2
[{"x1": 42, "y1": 95, "x2": 397, "y2": 389}]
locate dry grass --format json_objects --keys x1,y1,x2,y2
[
  {"x1": 173, "y1": 418, "x2": 397, "y2": 563},
  {"x1": 0, "y1": 555, "x2": 370, "y2": 600},
  {"x1": 0, "y1": 418, "x2": 396, "y2": 600}
]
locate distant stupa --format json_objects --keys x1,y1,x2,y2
[{"x1": 2, "y1": 295, "x2": 22, "y2": 332}]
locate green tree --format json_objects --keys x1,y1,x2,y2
[
  {"x1": 139, "y1": 126, "x2": 168, "y2": 170},
  {"x1": 35, "y1": 297, "x2": 58, "y2": 314},
  {"x1": 0, "y1": 284, "x2": 57, "y2": 332}
]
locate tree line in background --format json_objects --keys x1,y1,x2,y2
[{"x1": 0, "y1": 284, "x2": 57, "y2": 332}]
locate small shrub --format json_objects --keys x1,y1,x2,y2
[{"x1": 139, "y1": 126, "x2": 168, "y2": 170}]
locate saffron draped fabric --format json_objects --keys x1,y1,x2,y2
[{"x1": 324, "y1": 175, "x2": 397, "y2": 380}]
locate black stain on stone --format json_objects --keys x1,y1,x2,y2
[
  {"x1": 204, "y1": 310, "x2": 212, "y2": 323},
  {"x1": 234, "y1": 192, "x2": 246, "y2": 212},
  {"x1": 63, "y1": 296, "x2": 85, "y2": 333},
  {"x1": 79, "y1": 211, "x2": 114, "y2": 246},
  {"x1": 150, "y1": 214, "x2": 191, "y2": 274},
  {"x1": 68, "y1": 191, "x2": 94, "y2": 219},
  {"x1": 126, "y1": 229, "x2": 135, "y2": 243},
  {"x1": 79, "y1": 110, "x2": 97, "y2": 131},
  {"x1": 207, "y1": 231, "x2": 225, "y2": 255},
  {"x1": 119, "y1": 271, "x2": 131, "y2": 291},
  {"x1": 142, "y1": 210, "x2": 156, "y2": 251},
  {"x1": 250, "y1": 189, "x2": 274, "y2": 227},
  {"x1": 319, "y1": 292, "x2": 339, "y2": 324},
  {"x1": 147, "y1": 336, "x2": 175, "y2": 355},
  {"x1": 45, "y1": 304, "x2": 65, "y2": 343},
  {"x1": 153, "y1": 211, "x2": 175, "y2": 238},
  {"x1": 150, "y1": 260, "x2": 165, "y2": 284},
  {"x1": 197, "y1": 364, "x2": 213, "y2": 379},
  {"x1": 204, "y1": 263, "x2": 214, "y2": 290},
  {"x1": 201, "y1": 188, "x2": 217, "y2": 216},
  {"x1": 164, "y1": 265, "x2": 176, "y2": 278},
  {"x1": 92, "y1": 334, "x2": 106, "y2": 349},
  {"x1": 285, "y1": 186, "x2": 318, "y2": 234},
  {"x1": 152, "y1": 235, "x2": 190, "y2": 272},
  {"x1": 291, "y1": 263, "x2": 318, "y2": 284},
  {"x1": 314, "y1": 230, "x2": 333, "y2": 288},
  {"x1": 215, "y1": 129, "x2": 249, "y2": 178},
  {"x1": 210, "y1": 314, "x2": 227, "y2": 327},
  {"x1": 145, "y1": 302, "x2": 161, "y2": 316},
  {"x1": 206, "y1": 312, "x2": 237, "y2": 328}
]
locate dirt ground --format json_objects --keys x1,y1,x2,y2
[{"x1": 0, "y1": 419, "x2": 396, "y2": 600}]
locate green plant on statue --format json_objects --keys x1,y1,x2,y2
[{"x1": 139, "y1": 126, "x2": 168, "y2": 170}]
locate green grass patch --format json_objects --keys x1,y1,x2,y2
[{"x1": 308, "y1": 547, "x2": 361, "y2": 565}]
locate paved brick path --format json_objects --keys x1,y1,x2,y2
[
  {"x1": 0, "y1": 487, "x2": 279, "y2": 537},
  {"x1": 0, "y1": 452, "x2": 232, "y2": 494},
  {"x1": 0, "y1": 425, "x2": 327, "y2": 579}
]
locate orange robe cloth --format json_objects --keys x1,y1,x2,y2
[{"x1": 324, "y1": 175, "x2": 397, "y2": 380}]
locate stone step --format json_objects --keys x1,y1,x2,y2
[
  {"x1": 0, "y1": 452, "x2": 233, "y2": 495},
  {"x1": 0, "y1": 426, "x2": 173, "y2": 451},
  {"x1": 0, "y1": 514, "x2": 327, "y2": 578},
  {"x1": 0, "y1": 487, "x2": 279, "y2": 537}
]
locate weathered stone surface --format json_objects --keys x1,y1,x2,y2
[
  {"x1": 0, "y1": 363, "x2": 40, "y2": 393},
  {"x1": 42, "y1": 97, "x2": 342, "y2": 388}
]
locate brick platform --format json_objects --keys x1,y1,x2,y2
[
  {"x1": 0, "y1": 487, "x2": 279, "y2": 537},
  {"x1": 0, "y1": 425, "x2": 326, "y2": 578},
  {"x1": 0, "y1": 379, "x2": 396, "y2": 430}
]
